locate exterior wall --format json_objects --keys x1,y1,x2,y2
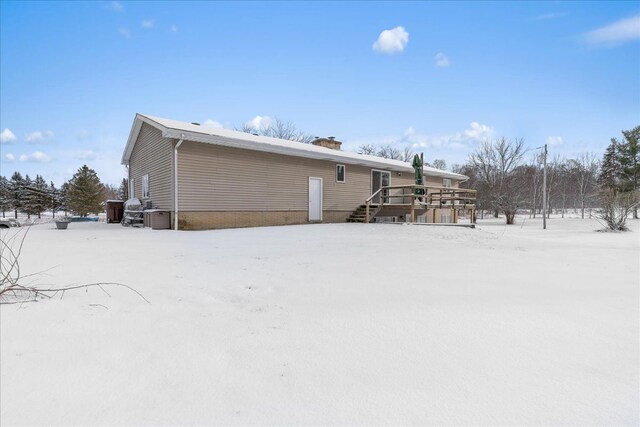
[
  {"x1": 129, "y1": 123, "x2": 175, "y2": 210},
  {"x1": 176, "y1": 140, "x2": 382, "y2": 212},
  {"x1": 129, "y1": 127, "x2": 465, "y2": 229}
]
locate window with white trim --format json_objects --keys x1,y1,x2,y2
[
  {"x1": 142, "y1": 174, "x2": 149, "y2": 198},
  {"x1": 336, "y1": 164, "x2": 346, "y2": 183},
  {"x1": 442, "y1": 178, "x2": 452, "y2": 188}
]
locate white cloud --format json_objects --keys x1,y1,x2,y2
[
  {"x1": 0, "y1": 128, "x2": 17, "y2": 144},
  {"x1": 362, "y1": 122, "x2": 494, "y2": 151},
  {"x1": 171, "y1": 24, "x2": 178, "y2": 33},
  {"x1": 76, "y1": 150, "x2": 98, "y2": 161},
  {"x1": 373, "y1": 26, "x2": 409, "y2": 54},
  {"x1": 25, "y1": 130, "x2": 54, "y2": 143},
  {"x1": 584, "y1": 14, "x2": 640, "y2": 46},
  {"x1": 142, "y1": 20, "x2": 154, "y2": 29},
  {"x1": 19, "y1": 151, "x2": 51, "y2": 163},
  {"x1": 203, "y1": 119, "x2": 223, "y2": 129},
  {"x1": 106, "y1": 1, "x2": 124, "y2": 12},
  {"x1": 247, "y1": 115, "x2": 272, "y2": 130},
  {"x1": 118, "y1": 27, "x2": 131, "y2": 38},
  {"x1": 434, "y1": 52, "x2": 450, "y2": 67},
  {"x1": 546, "y1": 136, "x2": 564, "y2": 146},
  {"x1": 463, "y1": 122, "x2": 493, "y2": 140},
  {"x1": 4, "y1": 153, "x2": 15, "y2": 163},
  {"x1": 78, "y1": 130, "x2": 89, "y2": 140}
]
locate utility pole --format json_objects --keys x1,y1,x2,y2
[{"x1": 542, "y1": 144, "x2": 547, "y2": 230}]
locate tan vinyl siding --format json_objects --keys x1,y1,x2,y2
[
  {"x1": 129, "y1": 123, "x2": 174, "y2": 210},
  {"x1": 176, "y1": 140, "x2": 461, "y2": 212},
  {"x1": 177, "y1": 141, "x2": 375, "y2": 212},
  {"x1": 391, "y1": 172, "x2": 460, "y2": 188}
]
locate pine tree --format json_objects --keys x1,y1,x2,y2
[
  {"x1": 30, "y1": 175, "x2": 49, "y2": 219},
  {"x1": 9, "y1": 172, "x2": 25, "y2": 219},
  {"x1": 65, "y1": 165, "x2": 105, "y2": 216},
  {"x1": 118, "y1": 178, "x2": 129, "y2": 201},
  {"x1": 597, "y1": 139, "x2": 622, "y2": 192},
  {"x1": 22, "y1": 174, "x2": 36, "y2": 219},
  {"x1": 618, "y1": 125, "x2": 640, "y2": 218},
  {"x1": 0, "y1": 176, "x2": 11, "y2": 218},
  {"x1": 48, "y1": 181, "x2": 60, "y2": 218},
  {"x1": 59, "y1": 182, "x2": 69, "y2": 215}
]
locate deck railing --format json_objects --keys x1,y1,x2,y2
[{"x1": 365, "y1": 185, "x2": 477, "y2": 223}]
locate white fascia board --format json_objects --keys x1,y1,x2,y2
[
  {"x1": 121, "y1": 114, "x2": 169, "y2": 165},
  {"x1": 163, "y1": 128, "x2": 419, "y2": 173},
  {"x1": 162, "y1": 128, "x2": 474, "y2": 179},
  {"x1": 124, "y1": 113, "x2": 468, "y2": 180}
]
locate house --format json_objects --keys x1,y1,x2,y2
[{"x1": 121, "y1": 114, "x2": 475, "y2": 230}]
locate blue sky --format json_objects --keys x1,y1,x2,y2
[{"x1": 1, "y1": 1, "x2": 639, "y2": 185}]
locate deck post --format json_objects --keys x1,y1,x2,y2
[
  {"x1": 432, "y1": 208, "x2": 436, "y2": 223},
  {"x1": 366, "y1": 201, "x2": 370, "y2": 223},
  {"x1": 410, "y1": 203, "x2": 415, "y2": 223}
]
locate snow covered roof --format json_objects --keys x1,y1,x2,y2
[{"x1": 122, "y1": 113, "x2": 467, "y2": 180}]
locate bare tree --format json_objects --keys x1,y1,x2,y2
[
  {"x1": 429, "y1": 159, "x2": 447, "y2": 171},
  {"x1": 104, "y1": 184, "x2": 118, "y2": 203},
  {"x1": 468, "y1": 137, "x2": 527, "y2": 224},
  {"x1": 543, "y1": 155, "x2": 563, "y2": 219},
  {"x1": 568, "y1": 153, "x2": 599, "y2": 219},
  {"x1": 236, "y1": 117, "x2": 313, "y2": 143},
  {"x1": 596, "y1": 191, "x2": 639, "y2": 231},
  {"x1": 399, "y1": 146, "x2": 415, "y2": 162},
  {"x1": 453, "y1": 163, "x2": 491, "y2": 219},
  {"x1": 377, "y1": 144, "x2": 402, "y2": 160},
  {"x1": 357, "y1": 144, "x2": 413, "y2": 163},
  {"x1": 527, "y1": 153, "x2": 543, "y2": 218},
  {"x1": 357, "y1": 144, "x2": 377, "y2": 155}
]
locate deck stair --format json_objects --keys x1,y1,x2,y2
[{"x1": 347, "y1": 204, "x2": 380, "y2": 223}]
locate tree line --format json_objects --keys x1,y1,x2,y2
[
  {"x1": 451, "y1": 126, "x2": 639, "y2": 227},
  {"x1": 0, "y1": 165, "x2": 129, "y2": 219}
]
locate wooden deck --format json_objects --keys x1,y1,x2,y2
[{"x1": 365, "y1": 185, "x2": 477, "y2": 224}]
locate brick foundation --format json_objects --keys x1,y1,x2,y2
[{"x1": 177, "y1": 210, "x2": 352, "y2": 230}]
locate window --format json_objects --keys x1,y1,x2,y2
[
  {"x1": 129, "y1": 178, "x2": 135, "y2": 199},
  {"x1": 336, "y1": 164, "x2": 346, "y2": 183},
  {"x1": 442, "y1": 178, "x2": 452, "y2": 188},
  {"x1": 142, "y1": 174, "x2": 149, "y2": 198}
]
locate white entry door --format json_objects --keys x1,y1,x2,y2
[{"x1": 308, "y1": 177, "x2": 323, "y2": 221}]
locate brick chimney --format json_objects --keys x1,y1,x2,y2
[{"x1": 311, "y1": 136, "x2": 342, "y2": 150}]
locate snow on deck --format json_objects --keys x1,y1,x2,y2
[{"x1": 1, "y1": 219, "x2": 638, "y2": 425}]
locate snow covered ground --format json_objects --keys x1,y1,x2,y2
[{"x1": 1, "y1": 218, "x2": 638, "y2": 425}]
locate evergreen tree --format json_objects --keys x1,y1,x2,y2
[
  {"x1": 9, "y1": 172, "x2": 25, "y2": 218},
  {"x1": 118, "y1": 178, "x2": 129, "y2": 201},
  {"x1": 0, "y1": 176, "x2": 11, "y2": 218},
  {"x1": 30, "y1": 175, "x2": 49, "y2": 219},
  {"x1": 597, "y1": 139, "x2": 622, "y2": 191},
  {"x1": 618, "y1": 126, "x2": 640, "y2": 218},
  {"x1": 59, "y1": 182, "x2": 69, "y2": 215},
  {"x1": 22, "y1": 174, "x2": 36, "y2": 219},
  {"x1": 48, "y1": 181, "x2": 60, "y2": 218},
  {"x1": 65, "y1": 165, "x2": 105, "y2": 216}
]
